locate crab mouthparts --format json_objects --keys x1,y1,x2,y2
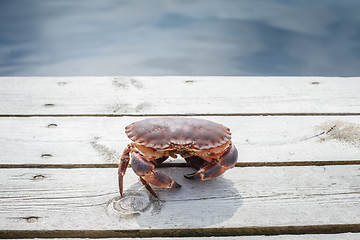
[{"x1": 169, "y1": 146, "x2": 194, "y2": 159}]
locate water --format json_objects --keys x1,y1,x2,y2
[{"x1": 1, "y1": 0, "x2": 360, "y2": 76}]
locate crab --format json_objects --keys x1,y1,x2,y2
[{"x1": 118, "y1": 117, "x2": 238, "y2": 197}]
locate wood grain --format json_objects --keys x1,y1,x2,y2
[{"x1": 1, "y1": 77, "x2": 359, "y2": 115}]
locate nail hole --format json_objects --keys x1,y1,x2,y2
[
  {"x1": 23, "y1": 216, "x2": 40, "y2": 223},
  {"x1": 47, "y1": 124, "x2": 57, "y2": 128},
  {"x1": 311, "y1": 82, "x2": 320, "y2": 85},
  {"x1": 41, "y1": 153, "x2": 53, "y2": 158},
  {"x1": 44, "y1": 104, "x2": 55, "y2": 108},
  {"x1": 33, "y1": 175, "x2": 46, "y2": 180},
  {"x1": 185, "y1": 80, "x2": 195, "y2": 83},
  {"x1": 58, "y1": 82, "x2": 67, "y2": 86}
]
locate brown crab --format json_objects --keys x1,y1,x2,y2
[{"x1": 118, "y1": 117, "x2": 238, "y2": 197}]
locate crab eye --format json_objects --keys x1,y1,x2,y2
[
  {"x1": 188, "y1": 143, "x2": 193, "y2": 148},
  {"x1": 170, "y1": 143, "x2": 175, "y2": 148}
]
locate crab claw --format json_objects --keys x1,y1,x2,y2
[
  {"x1": 184, "y1": 144, "x2": 238, "y2": 180},
  {"x1": 131, "y1": 152, "x2": 181, "y2": 197}
]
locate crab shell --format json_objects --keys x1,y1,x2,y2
[{"x1": 125, "y1": 117, "x2": 231, "y2": 150}]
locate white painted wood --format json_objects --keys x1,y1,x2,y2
[
  {"x1": 0, "y1": 77, "x2": 359, "y2": 115},
  {"x1": 0, "y1": 166, "x2": 359, "y2": 231},
  {"x1": 1, "y1": 116, "x2": 359, "y2": 165}
]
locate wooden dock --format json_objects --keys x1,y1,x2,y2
[{"x1": 0, "y1": 76, "x2": 359, "y2": 239}]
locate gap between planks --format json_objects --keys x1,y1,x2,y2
[
  {"x1": 1, "y1": 160, "x2": 360, "y2": 169},
  {"x1": 1, "y1": 113, "x2": 360, "y2": 117},
  {"x1": 1, "y1": 224, "x2": 360, "y2": 239}
]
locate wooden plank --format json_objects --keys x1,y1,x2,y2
[
  {"x1": 104, "y1": 234, "x2": 360, "y2": 240},
  {"x1": 2, "y1": 234, "x2": 360, "y2": 239},
  {"x1": 8, "y1": 233, "x2": 359, "y2": 240},
  {"x1": 1, "y1": 116, "x2": 359, "y2": 165},
  {"x1": 0, "y1": 165, "x2": 359, "y2": 236},
  {"x1": 24, "y1": 233, "x2": 360, "y2": 239},
  {"x1": 0, "y1": 77, "x2": 359, "y2": 115}
]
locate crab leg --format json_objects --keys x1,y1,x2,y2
[
  {"x1": 131, "y1": 152, "x2": 181, "y2": 197},
  {"x1": 184, "y1": 144, "x2": 238, "y2": 180},
  {"x1": 139, "y1": 176, "x2": 158, "y2": 198},
  {"x1": 118, "y1": 144, "x2": 133, "y2": 196}
]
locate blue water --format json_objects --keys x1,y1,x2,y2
[{"x1": 1, "y1": 0, "x2": 360, "y2": 76}]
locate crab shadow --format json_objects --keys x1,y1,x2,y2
[{"x1": 108, "y1": 167, "x2": 243, "y2": 228}]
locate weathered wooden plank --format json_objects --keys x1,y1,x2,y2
[
  {"x1": 21, "y1": 233, "x2": 360, "y2": 239},
  {"x1": 1, "y1": 232, "x2": 360, "y2": 239},
  {"x1": 9, "y1": 233, "x2": 360, "y2": 240},
  {"x1": 97, "y1": 234, "x2": 360, "y2": 240},
  {"x1": 0, "y1": 77, "x2": 359, "y2": 115},
  {"x1": 0, "y1": 165, "x2": 359, "y2": 235},
  {"x1": 1, "y1": 116, "x2": 359, "y2": 165}
]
